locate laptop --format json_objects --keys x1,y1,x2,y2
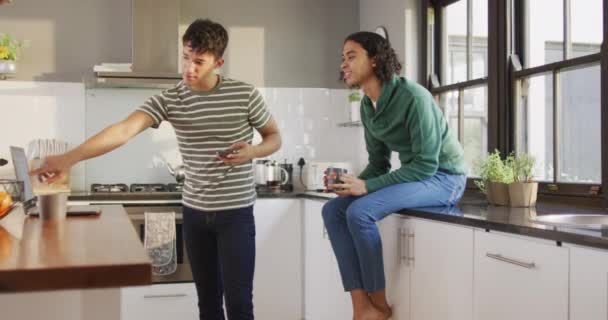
[{"x1": 10, "y1": 146, "x2": 101, "y2": 216}]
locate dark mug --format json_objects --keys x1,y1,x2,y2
[{"x1": 325, "y1": 167, "x2": 347, "y2": 191}]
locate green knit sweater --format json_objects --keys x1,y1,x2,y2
[{"x1": 359, "y1": 76, "x2": 466, "y2": 193}]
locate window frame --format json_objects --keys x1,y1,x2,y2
[
  {"x1": 422, "y1": 0, "x2": 608, "y2": 204},
  {"x1": 423, "y1": 0, "x2": 492, "y2": 190},
  {"x1": 512, "y1": 0, "x2": 605, "y2": 198}
]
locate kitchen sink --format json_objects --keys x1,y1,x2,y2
[{"x1": 532, "y1": 214, "x2": 608, "y2": 230}]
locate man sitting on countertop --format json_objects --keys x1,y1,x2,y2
[
  {"x1": 322, "y1": 30, "x2": 467, "y2": 320},
  {"x1": 30, "y1": 18, "x2": 281, "y2": 320}
]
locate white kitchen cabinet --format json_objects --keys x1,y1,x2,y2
[
  {"x1": 254, "y1": 199, "x2": 302, "y2": 319},
  {"x1": 121, "y1": 200, "x2": 302, "y2": 320},
  {"x1": 303, "y1": 199, "x2": 352, "y2": 320},
  {"x1": 409, "y1": 218, "x2": 474, "y2": 320},
  {"x1": 473, "y1": 230, "x2": 568, "y2": 320},
  {"x1": 0, "y1": 290, "x2": 83, "y2": 320},
  {"x1": 380, "y1": 216, "x2": 474, "y2": 320},
  {"x1": 81, "y1": 288, "x2": 121, "y2": 320},
  {"x1": 0, "y1": 288, "x2": 121, "y2": 320},
  {"x1": 569, "y1": 245, "x2": 608, "y2": 320},
  {"x1": 378, "y1": 215, "x2": 410, "y2": 320},
  {"x1": 121, "y1": 283, "x2": 198, "y2": 320}
]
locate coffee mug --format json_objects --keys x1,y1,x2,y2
[{"x1": 325, "y1": 167, "x2": 347, "y2": 191}]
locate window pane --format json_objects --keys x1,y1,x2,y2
[
  {"x1": 527, "y1": 0, "x2": 564, "y2": 68},
  {"x1": 445, "y1": 0, "x2": 467, "y2": 85},
  {"x1": 463, "y1": 86, "x2": 488, "y2": 177},
  {"x1": 439, "y1": 91, "x2": 459, "y2": 135},
  {"x1": 559, "y1": 65, "x2": 601, "y2": 183},
  {"x1": 518, "y1": 74, "x2": 554, "y2": 181},
  {"x1": 472, "y1": 0, "x2": 488, "y2": 79},
  {"x1": 428, "y1": 7, "x2": 436, "y2": 75},
  {"x1": 571, "y1": 0, "x2": 603, "y2": 57}
]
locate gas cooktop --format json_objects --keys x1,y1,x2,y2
[{"x1": 90, "y1": 183, "x2": 183, "y2": 193}]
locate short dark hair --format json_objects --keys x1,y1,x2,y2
[
  {"x1": 343, "y1": 31, "x2": 402, "y2": 82},
  {"x1": 182, "y1": 19, "x2": 229, "y2": 58}
]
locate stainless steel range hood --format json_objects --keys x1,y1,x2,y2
[{"x1": 91, "y1": 0, "x2": 182, "y2": 89}]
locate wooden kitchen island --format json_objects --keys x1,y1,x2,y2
[{"x1": 0, "y1": 205, "x2": 151, "y2": 292}]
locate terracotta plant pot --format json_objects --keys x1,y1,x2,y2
[
  {"x1": 485, "y1": 181, "x2": 510, "y2": 206},
  {"x1": 508, "y1": 182, "x2": 538, "y2": 207}
]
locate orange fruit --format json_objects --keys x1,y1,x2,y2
[{"x1": 0, "y1": 192, "x2": 13, "y2": 219}]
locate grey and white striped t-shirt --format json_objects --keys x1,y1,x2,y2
[{"x1": 138, "y1": 77, "x2": 272, "y2": 212}]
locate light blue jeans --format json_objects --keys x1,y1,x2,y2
[{"x1": 321, "y1": 170, "x2": 466, "y2": 292}]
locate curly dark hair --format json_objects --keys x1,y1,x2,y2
[
  {"x1": 342, "y1": 31, "x2": 402, "y2": 83},
  {"x1": 182, "y1": 19, "x2": 229, "y2": 58}
]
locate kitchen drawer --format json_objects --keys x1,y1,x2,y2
[
  {"x1": 569, "y1": 245, "x2": 608, "y2": 320},
  {"x1": 473, "y1": 230, "x2": 568, "y2": 320},
  {"x1": 121, "y1": 283, "x2": 198, "y2": 320}
]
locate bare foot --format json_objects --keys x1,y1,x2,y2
[
  {"x1": 382, "y1": 305, "x2": 393, "y2": 319},
  {"x1": 377, "y1": 306, "x2": 393, "y2": 319},
  {"x1": 370, "y1": 303, "x2": 392, "y2": 319},
  {"x1": 354, "y1": 304, "x2": 390, "y2": 320}
]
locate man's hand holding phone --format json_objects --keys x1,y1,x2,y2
[{"x1": 216, "y1": 141, "x2": 257, "y2": 165}]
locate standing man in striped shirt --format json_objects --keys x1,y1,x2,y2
[{"x1": 30, "y1": 19, "x2": 282, "y2": 320}]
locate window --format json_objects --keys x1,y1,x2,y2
[
  {"x1": 424, "y1": 0, "x2": 606, "y2": 200},
  {"x1": 513, "y1": 0, "x2": 603, "y2": 193},
  {"x1": 428, "y1": 0, "x2": 489, "y2": 176}
]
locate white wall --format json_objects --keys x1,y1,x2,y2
[
  {"x1": 0, "y1": 80, "x2": 367, "y2": 192},
  {"x1": 0, "y1": 81, "x2": 86, "y2": 191},
  {"x1": 180, "y1": 0, "x2": 360, "y2": 88},
  {"x1": 359, "y1": 0, "x2": 421, "y2": 83},
  {"x1": 0, "y1": 0, "x2": 425, "y2": 192},
  {"x1": 83, "y1": 87, "x2": 367, "y2": 190},
  {"x1": 359, "y1": 0, "x2": 422, "y2": 170}
]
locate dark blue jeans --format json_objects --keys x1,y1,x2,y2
[{"x1": 182, "y1": 205, "x2": 256, "y2": 320}]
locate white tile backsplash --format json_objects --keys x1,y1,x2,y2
[
  {"x1": 84, "y1": 88, "x2": 180, "y2": 188},
  {"x1": 0, "y1": 81, "x2": 86, "y2": 191},
  {"x1": 258, "y1": 88, "x2": 366, "y2": 168},
  {"x1": 84, "y1": 87, "x2": 367, "y2": 189},
  {"x1": 1, "y1": 81, "x2": 368, "y2": 192}
]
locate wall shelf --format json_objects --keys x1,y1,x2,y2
[{"x1": 337, "y1": 121, "x2": 363, "y2": 128}]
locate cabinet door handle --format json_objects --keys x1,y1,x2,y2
[
  {"x1": 400, "y1": 229, "x2": 407, "y2": 263},
  {"x1": 486, "y1": 253, "x2": 536, "y2": 269},
  {"x1": 400, "y1": 230, "x2": 414, "y2": 266},
  {"x1": 143, "y1": 293, "x2": 188, "y2": 299},
  {"x1": 407, "y1": 233, "x2": 415, "y2": 264}
]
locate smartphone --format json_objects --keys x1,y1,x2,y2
[
  {"x1": 29, "y1": 205, "x2": 102, "y2": 217},
  {"x1": 217, "y1": 149, "x2": 239, "y2": 158}
]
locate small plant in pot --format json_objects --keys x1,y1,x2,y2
[
  {"x1": 0, "y1": 33, "x2": 23, "y2": 80},
  {"x1": 508, "y1": 153, "x2": 538, "y2": 207},
  {"x1": 474, "y1": 150, "x2": 514, "y2": 206}
]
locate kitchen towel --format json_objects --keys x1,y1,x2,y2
[{"x1": 144, "y1": 211, "x2": 177, "y2": 276}]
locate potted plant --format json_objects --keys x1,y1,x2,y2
[
  {"x1": 474, "y1": 150, "x2": 514, "y2": 206},
  {"x1": 0, "y1": 33, "x2": 22, "y2": 79},
  {"x1": 508, "y1": 153, "x2": 538, "y2": 207},
  {"x1": 348, "y1": 89, "x2": 362, "y2": 122}
]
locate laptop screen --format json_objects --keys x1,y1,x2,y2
[{"x1": 10, "y1": 146, "x2": 34, "y2": 203}]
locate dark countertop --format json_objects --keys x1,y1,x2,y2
[
  {"x1": 67, "y1": 191, "x2": 608, "y2": 251},
  {"x1": 397, "y1": 197, "x2": 608, "y2": 250},
  {"x1": 68, "y1": 190, "x2": 301, "y2": 203}
]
